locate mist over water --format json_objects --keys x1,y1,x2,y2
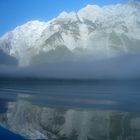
[{"x1": 0, "y1": 54, "x2": 140, "y2": 79}]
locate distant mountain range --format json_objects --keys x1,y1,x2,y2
[{"x1": 0, "y1": 2, "x2": 140, "y2": 66}]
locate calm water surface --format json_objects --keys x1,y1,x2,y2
[{"x1": 0, "y1": 80, "x2": 140, "y2": 140}]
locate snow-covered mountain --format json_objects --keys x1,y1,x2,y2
[{"x1": 0, "y1": 2, "x2": 140, "y2": 66}]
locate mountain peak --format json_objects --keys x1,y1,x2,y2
[
  {"x1": 57, "y1": 11, "x2": 78, "y2": 23},
  {"x1": 0, "y1": 3, "x2": 140, "y2": 66},
  {"x1": 78, "y1": 4, "x2": 102, "y2": 22}
]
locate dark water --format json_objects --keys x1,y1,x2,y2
[{"x1": 0, "y1": 80, "x2": 140, "y2": 140}]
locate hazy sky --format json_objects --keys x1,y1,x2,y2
[{"x1": 0, "y1": 0, "x2": 128, "y2": 36}]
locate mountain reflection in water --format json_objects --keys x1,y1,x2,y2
[{"x1": 0, "y1": 80, "x2": 140, "y2": 140}]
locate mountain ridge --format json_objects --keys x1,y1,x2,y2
[{"x1": 0, "y1": 2, "x2": 140, "y2": 66}]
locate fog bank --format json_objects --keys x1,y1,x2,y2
[{"x1": 0, "y1": 54, "x2": 140, "y2": 80}]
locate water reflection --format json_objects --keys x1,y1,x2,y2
[
  {"x1": 0, "y1": 80, "x2": 140, "y2": 139},
  {"x1": 0, "y1": 98, "x2": 140, "y2": 140},
  {"x1": 1, "y1": 80, "x2": 140, "y2": 112}
]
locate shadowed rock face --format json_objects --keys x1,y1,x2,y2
[
  {"x1": 30, "y1": 45, "x2": 74, "y2": 65},
  {"x1": 0, "y1": 50, "x2": 17, "y2": 65}
]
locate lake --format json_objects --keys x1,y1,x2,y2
[{"x1": 0, "y1": 79, "x2": 140, "y2": 140}]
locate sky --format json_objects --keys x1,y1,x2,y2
[{"x1": 0, "y1": 0, "x2": 128, "y2": 36}]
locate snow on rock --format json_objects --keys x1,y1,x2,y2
[{"x1": 0, "y1": 2, "x2": 140, "y2": 66}]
